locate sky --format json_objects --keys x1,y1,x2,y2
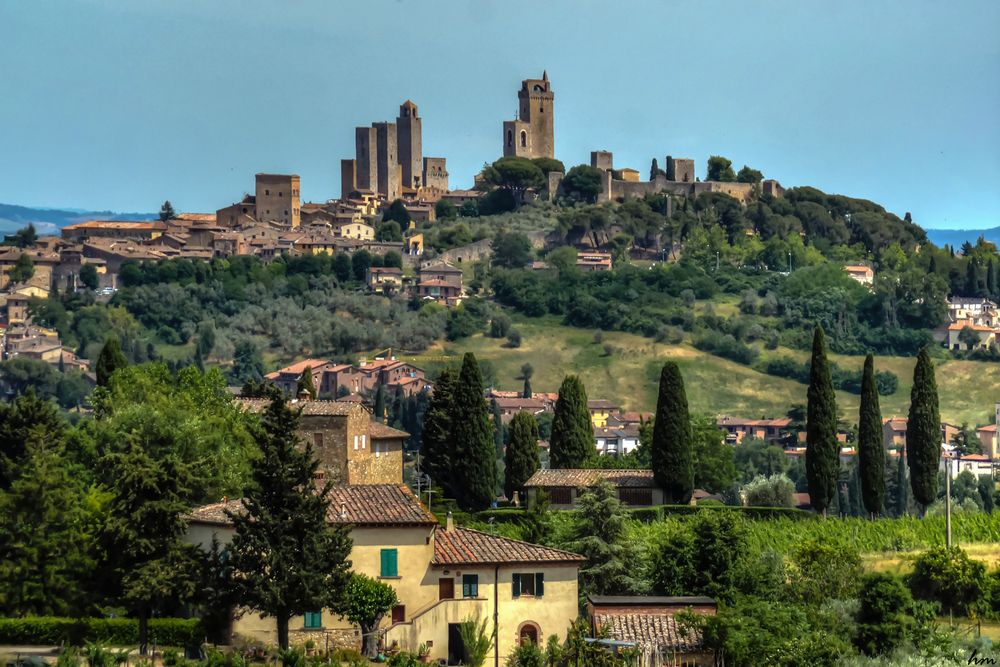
[{"x1": 1, "y1": 1, "x2": 998, "y2": 230}]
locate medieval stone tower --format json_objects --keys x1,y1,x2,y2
[
  {"x1": 396, "y1": 100, "x2": 423, "y2": 189},
  {"x1": 502, "y1": 71, "x2": 554, "y2": 159}
]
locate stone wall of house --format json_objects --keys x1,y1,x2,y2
[
  {"x1": 301, "y1": 414, "x2": 350, "y2": 484},
  {"x1": 287, "y1": 627, "x2": 360, "y2": 653},
  {"x1": 348, "y1": 436, "x2": 404, "y2": 484}
]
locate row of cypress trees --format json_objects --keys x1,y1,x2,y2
[{"x1": 808, "y1": 325, "x2": 941, "y2": 517}]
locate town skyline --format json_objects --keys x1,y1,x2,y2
[{"x1": 2, "y1": 0, "x2": 999, "y2": 230}]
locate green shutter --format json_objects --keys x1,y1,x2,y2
[
  {"x1": 512, "y1": 573, "x2": 521, "y2": 598},
  {"x1": 381, "y1": 548, "x2": 398, "y2": 577},
  {"x1": 463, "y1": 574, "x2": 478, "y2": 598},
  {"x1": 304, "y1": 611, "x2": 322, "y2": 629},
  {"x1": 535, "y1": 573, "x2": 544, "y2": 597}
]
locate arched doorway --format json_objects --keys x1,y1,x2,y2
[{"x1": 517, "y1": 622, "x2": 540, "y2": 646}]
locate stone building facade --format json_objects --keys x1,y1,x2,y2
[
  {"x1": 397, "y1": 101, "x2": 422, "y2": 189},
  {"x1": 502, "y1": 71, "x2": 554, "y2": 159},
  {"x1": 354, "y1": 126, "x2": 378, "y2": 192},
  {"x1": 422, "y1": 157, "x2": 448, "y2": 192},
  {"x1": 254, "y1": 174, "x2": 300, "y2": 228}
]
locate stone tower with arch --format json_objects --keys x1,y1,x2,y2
[{"x1": 502, "y1": 71, "x2": 554, "y2": 159}]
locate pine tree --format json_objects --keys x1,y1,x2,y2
[
  {"x1": 806, "y1": 325, "x2": 839, "y2": 515},
  {"x1": 907, "y1": 347, "x2": 940, "y2": 512},
  {"x1": 100, "y1": 442, "x2": 200, "y2": 654},
  {"x1": 651, "y1": 362, "x2": 694, "y2": 504},
  {"x1": 227, "y1": 395, "x2": 353, "y2": 650},
  {"x1": 96, "y1": 337, "x2": 128, "y2": 387},
  {"x1": 894, "y1": 450, "x2": 909, "y2": 517},
  {"x1": 505, "y1": 412, "x2": 540, "y2": 502},
  {"x1": 159, "y1": 200, "x2": 176, "y2": 222},
  {"x1": 448, "y1": 354, "x2": 497, "y2": 510},
  {"x1": 550, "y1": 375, "x2": 593, "y2": 469},
  {"x1": 421, "y1": 368, "x2": 456, "y2": 491},
  {"x1": 858, "y1": 354, "x2": 886, "y2": 516},
  {"x1": 0, "y1": 436, "x2": 96, "y2": 616},
  {"x1": 372, "y1": 383, "x2": 386, "y2": 422}
]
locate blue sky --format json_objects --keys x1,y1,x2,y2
[{"x1": 1, "y1": 0, "x2": 998, "y2": 229}]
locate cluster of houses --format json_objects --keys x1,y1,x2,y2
[
  {"x1": 933, "y1": 296, "x2": 1000, "y2": 350},
  {"x1": 184, "y1": 391, "x2": 716, "y2": 665}
]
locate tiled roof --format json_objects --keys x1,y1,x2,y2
[
  {"x1": 978, "y1": 424, "x2": 997, "y2": 433},
  {"x1": 186, "y1": 484, "x2": 436, "y2": 528},
  {"x1": 493, "y1": 397, "x2": 547, "y2": 410},
  {"x1": 369, "y1": 422, "x2": 410, "y2": 439},
  {"x1": 843, "y1": 265, "x2": 873, "y2": 273},
  {"x1": 717, "y1": 416, "x2": 791, "y2": 427},
  {"x1": 264, "y1": 359, "x2": 332, "y2": 379},
  {"x1": 417, "y1": 279, "x2": 455, "y2": 287},
  {"x1": 433, "y1": 527, "x2": 584, "y2": 566},
  {"x1": 235, "y1": 398, "x2": 359, "y2": 416},
  {"x1": 587, "y1": 399, "x2": 619, "y2": 410},
  {"x1": 524, "y1": 469, "x2": 655, "y2": 488},
  {"x1": 592, "y1": 613, "x2": 703, "y2": 653}
]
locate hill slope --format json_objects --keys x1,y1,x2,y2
[
  {"x1": 0, "y1": 202, "x2": 157, "y2": 235},
  {"x1": 925, "y1": 226, "x2": 1000, "y2": 248}
]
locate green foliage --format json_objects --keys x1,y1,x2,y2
[
  {"x1": 854, "y1": 572, "x2": 933, "y2": 657},
  {"x1": 559, "y1": 165, "x2": 603, "y2": 203},
  {"x1": 351, "y1": 249, "x2": 371, "y2": 282},
  {"x1": 435, "y1": 199, "x2": 457, "y2": 220},
  {"x1": 159, "y1": 201, "x2": 176, "y2": 222},
  {"x1": 787, "y1": 539, "x2": 862, "y2": 602},
  {"x1": 0, "y1": 617, "x2": 202, "y2": 647},
  {"x1": 0, "y1": 389, "x2": 65, "y2": 489},
  {"x1": 420, "y1": 367, "x2": 455, "y2": 493},
  {"x1": 484, "y1": 157, "x2": 545, "y2": 195},
  {"x1": 549, "y1": 375, "x2": 593, "y2": 469},
  {"x1": 457, "y1": 616, "x2": 493, "y2": 667},
  {"x1": 806, "y1": 325, "x2": 838, "y2": 513},
  {"x1": 736, "y1": 165, "x2": 763, "y2": 184},
  {"x1": 505, "y1": 640, "x2": 544, "y2": 667},
  {"x1": 9, "y1": 252, "x2": 35, "y2": 284},
  {"x1": 743, "y1": 474, "x2": 795, "y2": 508},
  {"x1": 908, "y1": 546, "x2": 989, "y2": 617},
  {"x1": 79, "y1": 263, "x2": 100, "y2": 291},
  {"x1": 531, "y1": 157, "x2": 565, "y2": 176},
  {"x1": 568, "y1": 481, "x2": 646, "y2": 598},
  {"x1": 505, "y1": 412, "x2": 540, "y2": 502},
  {"x1": 231, "y1": 341, "x2": 264, "y2": 385},
  {"x1": 449, "y1": 354, "x2": 497, "y2": 510},
  {"x1": 651, "y1": 362, "x2": 693, "y2": 503},
  {"x1": 3, "y1": 224, "x2": 38, "y2": 248},
  {"x1": 376, "y1": 220, "x2": 403, "y2": 242},
  {"x1": 492, "y1": 231, "x2": 533, "y2": 268},
  {"x1": 382, "y1": 199, "x2": 411, "y2": 226},
  {"x1": 706, "y1": 156, "x2": 736, "y2": 182},
  {"x1": 95, "y1": 337, "x2": 128, "y2": 387},
  {"x1": 336, "y1": 574, "x2": 398, "y2": 658},
  {"x1": 859, "y1": 354, "x2": 886, "y2": 515},
  {"x1": 0, "y1": 437, "x2": 100, "y2": 616},
  {"x1": 907, "y1": 347, "x2": 940, "y2": 509},
  {"x1": 691, "y1": 415, "x2": 737, "y2": 493},
  {"x1": 296, "y1": 366, "x2": 316, "y2": 399},
  {"x1": 226, "y1": 395, "x2": 353, "y2": 649}
]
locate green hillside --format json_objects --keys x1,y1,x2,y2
[{"x1": 403, "y1": 315, "x2": 1000, "y2": 426}]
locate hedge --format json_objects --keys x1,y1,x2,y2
[
  {"x1": 477, "y1": 504, "x2": 816, "y2": 524},
  {"x1": 0, "y1": 617, "x2": 203, "y2": 647}
]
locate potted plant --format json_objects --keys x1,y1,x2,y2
[
  {"x1": 417, "y1": 644, "x2": 431, "y2": 664},
  {"x1": 303, "y1": 639, "x2": 316, "y2": 656}
]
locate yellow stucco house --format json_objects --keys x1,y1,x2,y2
[
  {"x1": 587, "y1": 399, "x2": 620, "y2": 428},
  {"x1": 185, "y1": 484, "x2": 583, "y2": 665}
]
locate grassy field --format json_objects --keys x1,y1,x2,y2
[{"x1": 402, "y1": 315, "x2": 1000, "y2": 425}]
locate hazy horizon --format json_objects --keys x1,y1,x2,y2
[{"x1": 1, "y1": 0, "x2": 998, "y2": 230}]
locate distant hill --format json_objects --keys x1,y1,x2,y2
[
  {"x1": 0, "y1": 203, "x2": 157, "y2": 236},
  {"x1": 925, "y1": 226, "x2": 1000, "y2": 249}
]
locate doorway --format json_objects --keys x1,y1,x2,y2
[
  {"x1": 439, "y1": 577, "x2": 455, "y2": 600},
  {"x1": 447, "y1": 623, "x2": 464, "y2": 665}
]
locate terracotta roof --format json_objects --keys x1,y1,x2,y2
[
  {"x1": 264, "y1": 359, "x2": 332, "y2": 379},
  {"x1": 493, "y1": 397, "x2": 547, "y2": 410},
  {"x1": 186, "y1": 484, "x2": 436, "y2": 528},
  {"x1": 587, "y1": 399, "x2": 619, "y2": 410},
  {"x1": 843, "y1": 265, "x2": 873, "y2": 273},
  {"x1": 337, "y1": 393, "x2": 366, "y2": 403},
  {"x1": 592, "y1": 613, "x2": 703, "y2": 653},
  {"x1": 235, "y1": 398, "x2": 359, "y2": 416},
  {"x1": 978, "y1": 424, "x2": 997, "y2": 433},
  {"x1": 524, "y1": 469, "x2": 655, "y2": 488},
  {"x1": 947, "y1": 321, "x2": 995, "y2": 332},
  {"x1": 63, "y1": 220, "x2": 166, "y2": 231},
  {"x1": 369, "y1": 422, "x2": 410, "y2": 439},
  {"x1": 717, "y1": 416, "x2": 791, "y2": 427},
  {"x1": 433, "y1": 527, "x2": 584, "y2": 566}
]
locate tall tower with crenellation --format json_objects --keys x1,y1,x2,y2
[
  {"x1": 502, "y1": 71, "x2": 554, "y2": 159},
  {"x1": 396, "y1": 100, "x2": 423, "y2": 189}
]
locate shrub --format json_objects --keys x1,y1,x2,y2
[
  {"x1": 0, "y1": 618, "x2": 203, "y2": 648},
  {"x1": 386, "y1": 653, "x2": 420, "y2": 667},
  {"x1": 908, "y1": 546, "x2": 989, "y2": 617},
  {"x1": 743, "y1": 474, "x2": 795, "y2": 508},
  {"x1": 506, "y1": 329, "x2": 522, "y2": 348}
]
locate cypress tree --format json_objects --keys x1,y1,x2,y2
[
  {"x1": 858, "y1": 354, "x2": 886, "y2": 516},
  {"x1": 522, "y1": 376, "x2": 532, "y2": 399},
  {"x1": 651, "y1": 362, "x2": 694, "y2": 504},
  {"x1": 895, "y1": 450, "x2": 909, "y2": 517},
  {"x1": 965, "y1": 259, "x2": 980, "y2": 296},
  {"x1": 806, "y1": 325, "x2": 839, "y2": 515},
  {"x1": 420, "y1": 369, "x2": 456, "y2": 491},
  {"x1": 988, "y1": 259, "x2": 998, "y2": 300},
  {"x1": 226, "y1": 395, "x2": 353, "y2": 650},
  {"x1": 297, "y1": 366, "x2": 316, "y2": 399},
  {"x1": 492, "y1": 399, "x2": 504, "y2": 455},
  {"x1": 96, "y1": 337, "x2": 128, "y2": 387},
  {"x1": 505, "y1": 412, "x2": 540, "y2": 503},
  {"x1": 550, "y1": 375, "x2": 594, "y2": 469},
  {"x1": 372, "y1": 383, "x2": 386, "y2": 422},
  {"x1": 448, "y1": 354, "x2": 497, "y2": 510},
  {"x1": 907, "y1": 347, "x2": 940, "y2": 511}
]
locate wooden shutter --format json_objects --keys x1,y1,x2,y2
[
  {"x1": 512, "y1": 573, "x2": 521, "y2": 598},
  {"x1": 381, "y1": 548, "x2": 398, "y2": 577},
  {"x1": 535, "y1": 573, "x2": 544, "y2": 597}
]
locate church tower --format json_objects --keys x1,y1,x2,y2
[{"x1": 502, "y1": 71, "x2": 554, "y2": 159}]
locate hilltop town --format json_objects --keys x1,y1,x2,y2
[{"x1": 2, "y1": 69, "x2": 1000, "y2": 667}]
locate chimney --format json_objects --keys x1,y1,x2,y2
[
  {"x1": 340, "y1": 502, "x2": 347, "y2": 520},
  {"x1": 445, "y1": 511, "x2": 454, "y2": 531}
]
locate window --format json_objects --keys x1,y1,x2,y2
[
  {"x1": 619, "y1": 488, "x2": 653, "y2": 506},
  {"x1": 279, "y1": 191, "x2": 283, "y2": 197},
  {"x1": 361, "y1": 435, "x2": 366, "y2": 449},
  {"x1": 512, "y1": 573, "x2": 544, "y2": 598},
  {"x1": 380, "y1": 548, "x2": 398, "y2": 577},
  {"x1": 507, "y1": 130, "x2": 513, "y2": 147},
  {"x1": 391, "y1": 605, "x2": 405, "y2": 623},
  {"x1": 303, "y1": 611, "x2": 322, "y2": 629},
  {"x1": 520, "y1": 131, "x2": 527, "y2": 147},
  {"x1": 519, "y1": 624, "x2": 539, "y2": 645},
  {"x1": 265, "y1": 189, "x2": 270, "y2": 195},
  {"x1": 354, "y1": 435, "x2": 359, "y2": 450},
  {"x1": 312, "y1": 432, "x2": 323, "y2": 448},
  {"x1": 462, "y1": 574, "x2": 479, "y2": 598},
  {"x1": 374, "y1": 440, "x2": 380, "y2": 457}
]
